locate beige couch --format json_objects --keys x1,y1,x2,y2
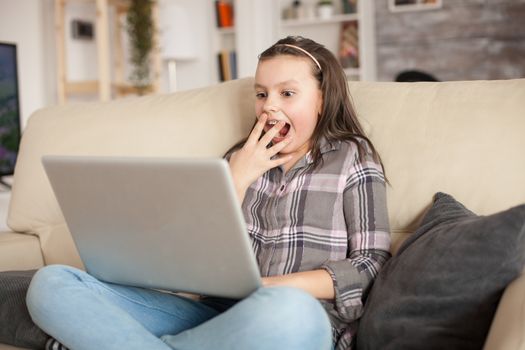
[{"x1": 1, "y1": 78, "x2": 524, "y2": 349}]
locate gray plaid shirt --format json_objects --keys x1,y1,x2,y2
[{"x1": 242, "y1": 137, "x2": 391, "y2": 349}]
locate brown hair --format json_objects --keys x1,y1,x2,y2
[{"x1": 225, "y1": 36, "x2": 385, "y2": 175}]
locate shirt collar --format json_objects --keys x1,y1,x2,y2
[
  {"x1": 304, "y1": 137, "x2": 340, "y2": 164},
  {"x1": 273, "y1": 137, "x2": 340, "y2": 173}
]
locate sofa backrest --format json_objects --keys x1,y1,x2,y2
[
  {"x1": 8, "y1": 78, "x2": 256, "y2": 266},
  {"x1": 348, "y1": 79, "x2": 525, "y2": 252},
  {"x1": 7, "y1": 77, "x2": 525, "y2": 265}
]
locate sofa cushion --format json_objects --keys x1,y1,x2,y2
[
  {"x1": 356, "y1": 192, "x2": 525, "y2": 350},
  {"x1": 0, "y1": 233, "x2": 44, "y2": 272},
  {"x1": 0, "y1": 270, "x2": 48, "y2": 349}
]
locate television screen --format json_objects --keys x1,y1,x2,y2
[{"x1": 0, "y1": 42, "x2": 21, "y2": 178}]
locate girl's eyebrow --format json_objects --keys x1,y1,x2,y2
[{"x1": 254, "y1": 80, "x2": 300, "y2": 90}]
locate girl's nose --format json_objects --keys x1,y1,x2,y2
[{"x1": 262, "y1": 105, "x2": 279, "y2": 114}]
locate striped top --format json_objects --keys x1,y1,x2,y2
[{"x1": 241, "y1": 137, "x2": 391, "y2": 349}]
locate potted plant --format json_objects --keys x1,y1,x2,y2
[
  {"x1": 126, "y1": 0, "x2": 155, "y2": 95},
  {"x1": 317, "y1": 0, "x2": 335, "y2": 19}
]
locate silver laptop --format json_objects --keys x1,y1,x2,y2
[{"x1": 42, "y1": 155, "x2": 262, "y2": 299}]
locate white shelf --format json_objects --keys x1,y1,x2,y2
[
  {"x1": 281, "y1": 13, "x2": 358, "y2": 27},
  {"x1": 209, "y1": 0, "x2": 376, "y2": 82},
  {"x1": 276, "y1": 0, "x2": 376, "y2": 81},
  {"x1": 217, "y1": 27, "x2": 236, "y2": 35},
  {"x1": 344, "y1": 67, "x2": 361, "y2": 77}
]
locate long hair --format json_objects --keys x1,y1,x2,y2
[{"x1": 225, "y1": 36, "x2": 385, "y2": 175}]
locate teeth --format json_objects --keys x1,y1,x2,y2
[{"x1": 267, "y1": 120, "x2": 278, "y2": 125}]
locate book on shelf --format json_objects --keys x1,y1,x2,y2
[
  {"x1": 339, "y1": 21, "x2": 359, "y2": 69},
  {"x1": 217, "y1": 50, "x2": 237, "y2": 82},
  {"x1": 217, "y1": 53, "x2": 225, "y2": 82},
  {"x1": 215, "y1": 1, "x2": 234, "y2": 28},
  {"x1": 341, "y1": 0, "x2": 358, "y2": 14},
  {"x1": 229, "y1": 50, "x2": 237, "y2": 80}
]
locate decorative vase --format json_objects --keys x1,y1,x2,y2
[{"x1": 317, "y1": 4, "x2": 334, "y2": 19}]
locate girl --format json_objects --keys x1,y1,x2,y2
[{"x1": 27, "y1": 36, "x2": 390, "y2": 350}]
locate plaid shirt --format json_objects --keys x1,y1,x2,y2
[{"x1": 241, "y1": 137, "x2": 391, "y2": 349}]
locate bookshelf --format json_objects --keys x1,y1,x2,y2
[
  {"x1": 212, "y1": 0, "x2": 238, "y2": 82},
  {"x1": 279, "y1": 13, "x2": 359, "y2": 27},
  {"x1": 276, "y1": 0, "x2": 376, "y2": 81},
  {"x1": 209, "y1": 0, "x2": 376, "y2": 83}
]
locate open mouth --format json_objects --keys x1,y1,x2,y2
[{"x1": 265, "y1": 119, "x2": 291, "y2": 138}]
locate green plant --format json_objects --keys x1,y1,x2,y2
[{"x1": 126, "y1": 0, "x2": 155, "y2": 94}]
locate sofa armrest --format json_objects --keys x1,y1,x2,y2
[
  {"x1": 0, "y1": 232, "x2": 43, "y2": 272},
  {"x1": 483, "y1": 273, "x2": 525, "y2": 350}
]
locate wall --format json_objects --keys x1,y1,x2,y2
[
  {"x1": 58, "y1": 0, "x2": 215, "y2": 96},
  {"x1": 234, "y1": 0, "x2": 276, "y2": 79},
  {"x1": 4, "y1": 0, "x2": 524, "y2": 121},
  {"x1": 65, "y1": 3, "x2": 98, "y2": 82},
  {"x1": 167, "y1": 0, "x2": 214, "y2": 91},
  {"x1": 375, "y1": 0, "x2": 525, "y2": 81},
  {"x1": 0, "y1": 0, "x2": 215, "y2": 122}
]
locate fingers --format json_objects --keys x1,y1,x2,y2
[
  {"x1": 246, "y1": 114, "x2": 288, "y2": 150},
  {"x1": 270, "y1": 153, "x2": 294, "y2": 168},
  {"x1": 268, "y1": 138, "x2": 294, "y2": 168},
  {"x1": 246, "y1": 113, "x2": 267, "y2": 146},
  {"x1": 267, "y1": 135, "x2": 292, "y2": 156},
  {"x1": 259, "y1": 120, "x2": 286, "y2": 146}
]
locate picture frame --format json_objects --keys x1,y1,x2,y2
[{"x1": 388, "y1": 0, "x2": 442, "y2": 13}]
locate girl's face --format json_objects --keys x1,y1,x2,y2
[{"x1": 254, "y1": 55, "x2": 323, "y2": 158}]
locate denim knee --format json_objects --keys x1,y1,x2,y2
[
  {"x1": 28, "y1": 264, "x2": 81, "y2": 293},
  {"x1": 252, "y1": 286, "x2": 333, "y2": 348},
  {"x1": 26, "y1": 265, "x2": 82, "y2": 320}
]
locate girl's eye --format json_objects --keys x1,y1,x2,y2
[
  {"x1": 255, "y1": 92, "x2": 267, "y2": 99},
  {"x1": 282, "y1": 90, "x2": 295, "y2": 97}
]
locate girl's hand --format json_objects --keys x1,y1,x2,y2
[
  {"x1": 261, "y1": 270, "x2": 335, "y2": 300},
  {"x1": 229, "y1": 113, "x2": 293, "y2": 203}
]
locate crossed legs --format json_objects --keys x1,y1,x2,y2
[{"x1": 27, "y1": 265, "x2": 333, "y2": 350}]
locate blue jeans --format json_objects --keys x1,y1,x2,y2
[{"x1": 26, "y1": 265, "x2": 333, "y2": 350}]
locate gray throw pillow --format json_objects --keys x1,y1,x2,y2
[
  {"x1": 356, "y1": 192, "x2": 525, "y2": 350},
  {"x1": 0, "y1": 270, "x2": 49, "y2": 349}
]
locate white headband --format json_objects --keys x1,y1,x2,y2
[{"x1": 279, "y1": 44, "x2": 322, "y2": 72}]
